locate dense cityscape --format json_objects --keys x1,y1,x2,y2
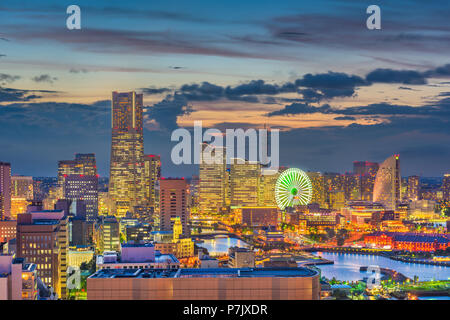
[{"x1": 0, "y1": 90, "x2": 449, "y2": 300}]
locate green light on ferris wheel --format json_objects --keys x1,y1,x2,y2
[{"x1": 275, "y1": 168, "x2": 313, "y2": 210}]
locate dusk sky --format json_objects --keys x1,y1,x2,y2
[{"x1": 0, "y1": 0, "x2": 449, "y2": 177}]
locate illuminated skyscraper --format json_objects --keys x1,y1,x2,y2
[
  {"x1": 230, "y1": 158, "x2": 260, "y2": 207},
  {"x1": 407, "y1": 175, "x2": 420, "y2": 201},
  {"x1": 159, "y1": 178, "x2": 189, "y2": 236},
  {"x1": 99, "y1": 216, "x2": 120, "y2": 253},
  {"x1": 373, "y1": 154, "x2": 401, "y2": 210},
  {"x1": 11, "y1": 176, "x2": 34, "y2": 199},
  {"x1": 109, "y1": 91, "x2": 145, "y2": 216},
  {"x1": 57, "y1": 153, "x2": 97, "y2": 186},
  {"x1": 0, "y1": 162, "x2": 11, "y2": 219},
  {"x1": 306, "y1": 171, "x2": 326, "y2": 207},
  {"x1": 258, "y1": 170, "x2": 279, "y2": 207},
  {"x1": 353, "y1": 161, "x2": 379, "y2": 201},
  {"x1": 198, "y1": 143, "x2": 227, "y2": 214},
  {"x1": 17, "y1": 211, "x2": 68, "y2": 299},
  {"x1": 64, "y1": 174, "x2": 99, "y2": 222},
  {"x1": 443, "y1": 174, "x2": 450, "y2": 201},
  {"x1": 143, "y1": 154, "x2": 161, "y2": 208}
]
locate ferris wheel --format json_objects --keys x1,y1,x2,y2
[{"x1": 275, "y1": 168, "x2": 313, "y2": 210}]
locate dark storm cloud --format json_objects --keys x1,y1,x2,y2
[{"x1": 32, "y1": 74, "x2": 57, "y2": 84}]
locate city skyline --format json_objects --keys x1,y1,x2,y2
[{"x1": 0, "y1": 0, "x2": 449, "y2": 177}]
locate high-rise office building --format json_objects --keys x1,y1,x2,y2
[
  {"x1": 353, "y1": 161, "x2": 379, "y2": 201},
  {"x1": 306, "y1": 171, "x2": 326, "y2": 207},
  {"x1": 99, "y1": 216, "x2": 120, "y2": 253},
  {"x1": 323, "y1": 172, "x2": 342, "y2": 209},
  {"x1": 230, "y1": 158, "x2": 260, "y2": 207},
  {"x1": 373, "y1": 154, "x2": 401, "y2": 210},
  {"x1": 258, "y1": 170, "x2": 279, "y2": 207},
  {"x1": 109, "y1": 91, "x2": 145, "y2": 216},
  {"x1": 10, "y1": 176, "x2": 34, "y2": 219},
  {"x1": 143, "y1": 154, "x2": 161, "y2": 208},
  {"x1": 64, "y1": 174, "x2": 98, "y2": 222},
  {"x1": 159, "y1": 178, "x2": 189, "y2": 236},
  {"x1": 443, "y1": 174, "x2": 450, "y2": 201},
  {"x1": 198, "y1": 143, "x2": 227, "y2": 214},
  {"x1": 11, "y1": 176, "x2": 34, "y2": 199},
  {"x1": 0, "y1": 162, "x2": 11, "y2": 220},
  {"x1": 57, "y1": 153, "x2": 97, "y2": 187},
  {"x1": 16, "y1": 211, "x2": 69, "y2": 299},
  {"x1": 407, "y1": 176, "x2": 420, "y2": 201}
]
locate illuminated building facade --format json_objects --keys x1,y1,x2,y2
[
  {"x1": 365, "y1": 231, "x2": 450, "y2": 252},
  {"x1": 143, "y1": 154, "x2": 161, "y2": 208},
  {"x1": 159, "y1": 178, "x2": 189, "y2": 236},
  {"x1": 230, "y1": 158, "x2": 260, "y2": 207},
  {"x1": 57, "y1": 153, "x2": 97, "y2": 187},
  {"x1": 373, "y1": 155, "x2": 401, "y2": 210},
  {"x1": 240, "y1": 207, "x2": 279, "y2": 227},
  {"x1": 16, "y1": 211, "x2": 68, "y2": 299},
  {"x1": 11, "y1": 176, "x2": 33, "y2": 199},
  {"x1": 199, "y1": 143, "x2": 227, "y2": 214},
  {"x1": 443, "y1": 174, "x2": 450, "y2": 201},
  {"x1": 64, "y1": 174, "x2": 99, "y2": 222},
  {"x1": 306, "y1": 172, "x2": 326, "y2": 207},
  {"x1": 109, "y1": 91, "x2": 145, "y2": 216},
  {"x1": 0, "y1": 256, "x2": 38, "y2": 300},
  {"x1": 353, "y1": 161, "x2": 379, "y2": 201},
  {"x1": 0, "y1": 220, "x2": 16, "y2": 243},
  {"x1": 99, "y1": 216, "x2": 120, "y2": 253},
  {"x1": 0, "y1": 162, "x2": 11, "y2": 220},
  {"x1": 258, "y1": 170, "x2": 279, "y2": 207},
  {"x1": 407, "y1": 175, "x2": 420, "y2": 201}
]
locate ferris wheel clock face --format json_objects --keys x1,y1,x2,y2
[{"x1": 275, "y1": 168, "x2": 313, "y2": 210}]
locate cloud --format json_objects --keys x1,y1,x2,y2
[
  {"x1": 0, "y1": 87, "x2": 58, "y2": 102},
  {"x1": 145, "y1": 94, "x2": 193, "y2": 131},
  {"x1": 0, "y1": 73, "x2": 20, "y2": 85},
  {"x1": 268, "y1": 98, "x2": 450, "y2": 117},
  {"x1": 69, "y1": 68, "x2": 89, "y2": 74},
  {"x1": 366, "y1": 68, "x2": 427, "y2": 85},
  {"x1": 141, "y1": 87, "x2": 172, "y2": 95},
  {"x1": 334, "y1": 116, "x2": 356, "y2": 121},
  {"x1": 32, "y1": 74, "x2": 57, "y2": 84}
]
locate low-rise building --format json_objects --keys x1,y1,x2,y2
[
  {"x1": 87, "y1": 267, "x2": 320, "y2": 300},
  {"x1": 96, "y1": 242, "x2": 179, "y2": 270},
  {"x1": 0, "y1": 256, "x2": 38, "y2": 300}
]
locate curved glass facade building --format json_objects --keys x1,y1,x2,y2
[{"x1": 373, "y1": 154, "x2": 401, "y2": 210}]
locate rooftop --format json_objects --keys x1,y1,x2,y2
[{"x1": 89, "y1": 267, "x2": 318, "y2": 279}]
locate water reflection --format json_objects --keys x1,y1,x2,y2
[
  {"x1": 314, "y1": 252, "x2": 450, "y2": 281},
  {"x1": 197, "y1": 236, "x2": 250, "y2": 256}
]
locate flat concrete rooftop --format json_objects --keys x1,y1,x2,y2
[{"x1": 89, "y1": 267, "x2": 318, "y2": 279}]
